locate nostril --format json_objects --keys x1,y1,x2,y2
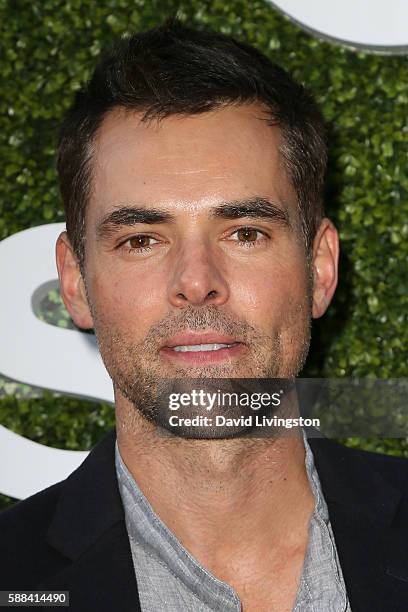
[
  {"x1": 206, "y1": 290, "x2": 217, "y2": 299},
  {"x1": 176, "y1": 292, "x2": 188, "y2": 301}
]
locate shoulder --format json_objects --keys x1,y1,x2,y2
[
  {"x1": 0, "y1": 429, "x2": 118, "y2": 590},
  {"x1": 308, "y1": 435, "x2": 408, "y2": 492},
  {"x1": 0, "y1": 481, "x2": 67, "y2": 589},
  {"x1": 0, "y1": 479, "x2": 62, "y2": 532}
]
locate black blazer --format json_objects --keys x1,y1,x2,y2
[{"x1": 1, "y1": 428, "x2": 408, "y2": 611}]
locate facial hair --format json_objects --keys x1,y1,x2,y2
[{"x1": 88, "y1": 284, "x2": 312, "y2": 438}]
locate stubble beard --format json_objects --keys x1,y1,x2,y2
[{"x1": 87, "y1": 285, "x2": 312, "y2": 438}]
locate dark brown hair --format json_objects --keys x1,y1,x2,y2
[{"x1": 57, "y1": 17, "x2": 327, "y2": 269}]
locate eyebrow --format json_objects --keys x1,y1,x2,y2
[
  {"x1": 95, "y1": 196, "x2": 291, "y2": 241},
  {"x1": 212, "y1": 197, "x2": 290, "y2": 225},
  {"x1": 96, "y1": 207, "x2": 174, "y2": 241}
]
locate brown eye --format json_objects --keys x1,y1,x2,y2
[
  {"x1": 236, "y1": 227, "x2": 259, "y2": 242},
  {"x1": 129, "y1": 235, "x2": 153, "y2": 248}
]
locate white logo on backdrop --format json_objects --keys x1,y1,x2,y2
[
  {"x1": 0, "y1": 224, "x2": 113, "y2": 500},
  {"x1": 270, "y1": 0, "x2": 408, "y2": 53}
]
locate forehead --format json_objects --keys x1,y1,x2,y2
[{"x1": 89, "y1": 103, "x2": 295, "y2": 222}]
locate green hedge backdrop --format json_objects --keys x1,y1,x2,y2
[{"x1": 0, "y1": 0, "x2": 407, "y2": 510}]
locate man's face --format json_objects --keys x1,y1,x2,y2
[{"x1": 68, "y1": 104, "x2": 318, "y2": 425}]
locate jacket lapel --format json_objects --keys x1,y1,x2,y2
[
  {"x1": 39, "y1": 521, "x2": 141, "y2": 612},
  {"x1": 309, "y1": 435, "x2": 408, "y2": 611},
  {"x1": 39, "y1": 428, "x2": 141, "y2": 612}
]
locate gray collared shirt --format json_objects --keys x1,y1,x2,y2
[{"x1": 115, "y1": 431, "x2": 351, "y2": 611}]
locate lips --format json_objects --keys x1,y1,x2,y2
[
  {"x1": 159, "y1": 331, "x2": 246, "y2": 365},
  {"x1": 172, "y1": 343, "x2": 235, "y2": 352},
  {"x1": 162, "y1": 332, "x2": 242, "y2": 349}
]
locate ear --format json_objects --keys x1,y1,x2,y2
[
  {"x1": 55, "y1": 232, "x2": 94, "y2": 329},
  {"x1": 311, "y1": 218, "x2": 339, "y2": 319}
]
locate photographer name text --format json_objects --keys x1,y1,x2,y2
[{"x1": 168, "y1": 415, "x2": 320, "y2": 429}]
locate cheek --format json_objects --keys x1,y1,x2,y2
[
  {"x1": 230, "y1": 257, "x2": 309, "y2": 331},
  {"x1": 88, "y1": 266, "x2": 167, "y2": 333}
]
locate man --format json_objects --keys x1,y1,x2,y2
[{"x1": 1, "y1": 18, "x2": 407, "y2": 612}]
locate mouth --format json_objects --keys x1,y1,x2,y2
[
  {"x1": 172, "y1": 342, "x2": 237, "y2": 352},
  {"x1": 160, "y1": 332, "x2": 247, "y2": 365}
]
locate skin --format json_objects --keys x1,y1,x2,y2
[{"x1": 56, "y1": 103, "x2": 339, "y2": 611}]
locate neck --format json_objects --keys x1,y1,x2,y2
[{"x1": 115, "y1": 390, "x2": 315, "y2": 575}]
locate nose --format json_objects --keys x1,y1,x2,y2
[{"x1": 168, "y1": 240, "x2": 229, "y2": 308}]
